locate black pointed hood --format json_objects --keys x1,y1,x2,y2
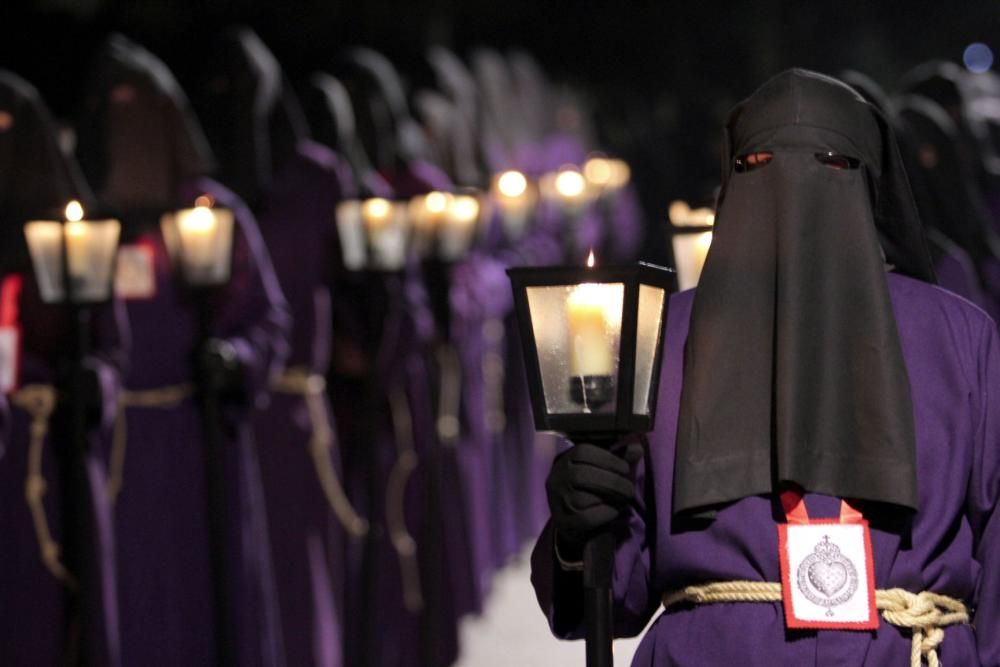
[
  {"x1": 76, "y1": 34, "x2": 214, "y2": 213},
  {"x1": 674, "y1": 69, "x2": 930, "y2": 517}
]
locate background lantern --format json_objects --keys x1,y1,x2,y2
[
  {"x1": 24, "y1": 200, "x2": 121, "y2": 304},
  {"x1": 583, "y1": 154, "x2": 632, "y2": 199},
  {"x1": 491, "y1": 169, "x2": 536, "y2": 241},
  {"x1": 408, "y1": 190, "x2": 452, "y2": 260},
  {"x1": 539, "y1": 165, "x2": 592, "y2": 215},
  {"x1": 438, "y1": 192, "x2": 483, "y2": 261},
  {"x1": 507, "y1": 257, "x2": 674, "y2": 667},
  {"x1": 335, "y1": 196, "x2": 410, "y2": 272},
  {"x1": 160, "y1": 195, "x2": 235, "y2": 287},
  {"x1": 668, "y1": 200, "x2": 715, "y2": 291}
]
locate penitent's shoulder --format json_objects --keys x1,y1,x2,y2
[{"x1": 886, "y1": 272, "x2": 996, "y2": 341}]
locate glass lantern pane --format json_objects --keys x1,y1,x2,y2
[
  {"x1": 67, "y1": 219, "x2": 120, "y2": 302},
  {"x1": 366, "y1": 202, "x2": 408, "y2": 271},
  {"x1": 526, "y1": 282, "x2": 624, "y2": 415},
  {"x1": 24, "y1": 221, "x2": 66, "y2": 303},
  {"x1": 161, "y1": 208, "x2": 235, "y2": 286},
  {"x1": 633, "y1": 284, "x2": 666, "y2": 415},
  {"x1": 671, "y1": 230, "x2": 713, "y2": 291},
  {"x1": 336, "y1": 200, "x2": 367, "y2": 270}
]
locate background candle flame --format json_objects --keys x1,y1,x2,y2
[
  {"x1": 65, "y1": 200, "x2": 83, "y2": 222},
  {"x1": 587, "y1": 250, "x2": 595, "y2": 268}
]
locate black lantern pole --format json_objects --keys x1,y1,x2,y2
[
  {"x1": 24, "y1": 201, "x2": 120, "y2": 664},
  {"x1": 161, "y1": 198, "x2": 235, "y2": 665},
  {"x1": 507, "y1": 260, "x2": 675, "y2": 667}
]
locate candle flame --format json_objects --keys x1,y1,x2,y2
[
  {"x1": 449, "y1": 195, "x2": 480, "y2": 223},
  {"x1": 362, "y1": 197, "x2": 391, "y2": 220},
  {"x1": 584, "y1": 157, "x2": 613, "y2": 186},
  {"x1": 586, "y1": 250, "x2": 595, "y2": 268},
  {"x1": 183, "y1": 205, "x2": 217, "y2": 233},
  {"x1": 65, "y1": 200, "x2": 84, "y2": 222},
  {"x1": 555, "y1": 169, "x2": 586, "y2": 199},
  {"x1": 194, "y1": 194, "x2": 214, "y2": 208},
  {"x1": 497, "y1": 170, "x2": 528, "y2": 198},
  {"x1": 425, "y1": 191, "x2": 450, "y2": 214}
]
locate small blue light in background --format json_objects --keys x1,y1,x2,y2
[{"x1": 964, "y1": 43, "x2": 994, "y2": 73}]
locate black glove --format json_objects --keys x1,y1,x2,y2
[
  {"x1": 196, "y1": 338, "x2": 245, "y2": 403},
  {"x1": 546, "y1": 442, "x2": 642, "y2": 561}
]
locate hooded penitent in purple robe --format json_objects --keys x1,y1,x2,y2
[
  {"x1": 330, "y1": 48, "x2": 461, "y2": 667},
  {"x1": 534, "y1": 69, "x2": 999, "y2": 666},
  {"x1": 75, "y1": 36, "x2": 290, "y2": 667},
  {"x1": 0, "y1": 70, "x2": 127, "y2": 666},
  {"x1": 533, "y1": 277, "x2": 1000, "y2": 665},
  {"x1": 195, "y1": 29, "x2": 366, "y2": 667}
]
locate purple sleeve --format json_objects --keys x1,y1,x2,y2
[
  {"x1": 970, "y1": 317, "x2": 1000, "y2": 666},
  {"x1": 214, "y1": 202, "x2": 292, "y2": 409},
  {"x1": 530, "y1": 438, "x2": 658, "y2": 639}
]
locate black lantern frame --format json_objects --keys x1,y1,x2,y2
[{"x1": 507, "y1": 262, "x2": 675, "y2": 440}]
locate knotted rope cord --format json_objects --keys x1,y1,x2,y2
[
  {"x1": 106, "y1": 383, "x2": 195, "y2": 504},
  {"x1": 271, "y1": 367, "x2": 369, "y2": 538},
  {"x1": 10, "y1": 384, "x2": 76, "y2": 588},
  {"x1": 434, "y1": 344, "x2": 462, "y2": 446},
  {"x1": 386, "y1": 383, "x2": 424, "y2": 613},
  {"x1": 662, "y1": 581, "x2": 969, "y2": 667}
]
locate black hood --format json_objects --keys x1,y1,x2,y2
[
  {"x1": 339, "y1": 48, "x2": 429, "y2": 173},
  {"x1": 76, "y1": 34, "x2": 214, "y2": 213},
  {"x1": 1, "y1": 70, "x2": 95, "y2": 268},
  {"x1": 301, "y1": 72, "x2": 374, "y2": 197},
  {"x1": 674, "y1": 69, "x2": 929, "y2": 517},
  {"x1": 195, "y1": 27, "x2": 307, "y2": 203},
  {"x1": 895, "y1": 95, "x2": 1000, "y2": 264}
]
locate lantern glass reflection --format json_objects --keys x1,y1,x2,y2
[
  {"x1": 161, "y1": 200, "x2": 235, "y2": 286},
  {"x1": 24, "y1": 201, "x2": 121, "y2": 303},
  {"x1": 527, "y1": 282, "x2": 624, "y2": 414}
]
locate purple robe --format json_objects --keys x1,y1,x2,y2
[
  {"x1": 0, "y1": 270, "x2": 127, "y2": 666},
  {"x1": 251, "y1": 141, "x2": 355, "y2": 667},
  {"x1": 532, "y1": 273, "x2": 1000, "y2": 665},
  {"x1": 111, "y1": 177, "x2": 290, "y2": 667}
]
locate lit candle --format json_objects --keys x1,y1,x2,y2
[
  {"x1": 565, "y1": 252, "x2": 621, "y2": 377},
  {"x1": 493, "y1": 170, "x2": 535, "y2": 239},
  {"x1": 362, "y1": 197, "x2": 408, "y2": 270},
  {"x1": 175, "y1": 202, "x2": 219, "y2": 272},
  {"x1": 439, "y1": 194, "x2": 480, "y2": 260}
]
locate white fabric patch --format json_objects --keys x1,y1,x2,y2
[
  {"x1": 783, "y1": 522, "x2": 874, "y2": 627},
  {"x1": 115, "y1": 244, "x2": 156, "y2": 299},
  {"x1": 0, "y1": 326, "x2": 19, "y2": 394}
]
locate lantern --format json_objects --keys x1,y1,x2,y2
[
  {"x1": 24, "y1": 200, "x2": 121, "y2": 304},
  {"x1": 335, "y1": 197, "x2": 410, "y2": 271},
  {"x1": 161, "y1": 195, "x2": 235, "y2": 287},
  {"x1": 668, "y1": 200, "x2": 715, "y2": 291},
  {"x1": 490, "y1": 169, "x2": 537, "y2": 241},
  {"x1": 507, "y1": 255, "x2": 674, "y2": 438},
  {"x1": 583, "y1": 154, "x2": 631, "y2": 199},
  {"x1": 539, "y1": 165, "x2": 592, "y2": 215}
]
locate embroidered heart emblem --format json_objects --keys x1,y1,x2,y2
[{"x1": 807, "y1": 561, "x2": 848, "y2": 597}]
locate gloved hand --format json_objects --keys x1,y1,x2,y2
[
  {"x1": 546, "y1": 442, "x2": 643, "y2": 562},
  {"x1": 196, "y1": 338, "x2": 245, "y2": 403}
]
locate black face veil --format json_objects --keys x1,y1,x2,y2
[{"x1": 673, "y1": 69, "x2": 933, "y2": 518}]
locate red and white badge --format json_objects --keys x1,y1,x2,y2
[
  {"x1": 778, "y1": 489, "x2": 878, "y2": 630},
  {"x1": 0, "y1": 274, "x2": 23, "y2": 394},
  {"x1": 115, "y1": 243, "x2": 157, "y2": 300}
]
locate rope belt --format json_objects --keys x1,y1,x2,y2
[
  {"x1": 107, "y1": 383, "x2": 195, "y2": 504},
  {"x1": 10, "y1": 384, "x2": 76, "y2": 588},
  {"x1": 663, "y1": 581, "x2": 970, "y2": 667},
  {"x1": 271, "y1": 367, "x2": 369, "y2": 538},
  {"x1": 386, "y1": 384, "x2": 423, "y2": 613}
]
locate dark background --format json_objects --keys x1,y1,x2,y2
[{"x1": 3, "y1": 0, "x2": 998, "y2": 262}]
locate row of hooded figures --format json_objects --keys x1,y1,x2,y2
[
  {"x1": 0, "y1": 28, "x2": 644, "y2": 667},
  {"x1": 1, "y1": 24, "x2": 1000, "y2": 667}
]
